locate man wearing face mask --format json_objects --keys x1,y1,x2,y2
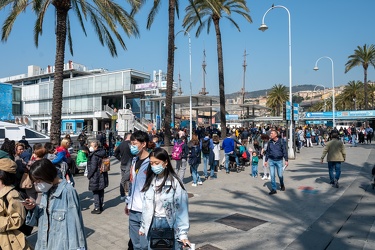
[
  {"x1": 125, "y1": 131, "x2": 150, "y2": 250},
  {"x1": 87, "y1": 140, "x2": 108, "y2": 214}
]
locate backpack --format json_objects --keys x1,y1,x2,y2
[
  {"x1": 306, "y1": 131, "x2": 311, "y2": 137},
  {"x1": 100, "y1": 157, "x2": 111, "y2": 173},
  {"x1": 171, "y1": 142, "x2": 184, "y2": 160},
  {"x1": 201, "y1": 139, "x2": 210, "y2": 154},
  {"x1": 2, "y1": 190, "x2": 34, "y2": 236}
]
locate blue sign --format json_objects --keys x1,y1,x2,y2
[
  {"x1": 226, "y1": 114, "x2": 239, "y2": 121},
  {"x1": 286, "y1": 101, "x2": 291, "y2": 121},
  {"x1": 293, "y1": 103, "x2": 299, "y2": 121},
  {"x1": 156, "y1": 115, "x2": 160, "y2": 130},
  {"x1": 305, "y1": 110, "x2": 375, "y2": 119}
]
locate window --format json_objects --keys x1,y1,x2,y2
[
  {"x1": 0, "y1": 129, "x2": 4, "y2": 138},
  {"x1": 25, "y1": 129, "x2": 46, "y2": 138},
  {"x1": 66, "y1": 123, "x2": 73, "y2": 130}
]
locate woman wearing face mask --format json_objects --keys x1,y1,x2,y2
[
  {"x1": 87, "y1": 140, "x2": 108, "y2": 214},
  {"x1": 125, "y1": 131, "x2": 151, "y2": 250},
  {"x1": 139, "y1": 148, "x2": 190, "y2": 250},
  {"x1": 23, "y1": 158, "x2": 87, "y2": 250}
]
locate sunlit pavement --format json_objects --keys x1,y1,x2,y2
[{"x1": 27, "y1": 142, "x2": 375, "y2": 250}]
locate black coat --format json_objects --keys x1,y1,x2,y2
[{"x1": 87, "y1": 148, "x2": 108, "y2": 191}]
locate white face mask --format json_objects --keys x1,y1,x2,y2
[
  {"x1": 35, "y1": 182, "x2": 53, "y2": 193},
  {"x1": 89, "y1": 147, "x2": 94, "y2": 152}
]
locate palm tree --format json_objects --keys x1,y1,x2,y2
[
  {"x1": 1, "y1": 0, "x2": 140, "y2": 145},
  {"x1": 133, "y1": 0, "x2": 179, "y2": 146},
  {"x1": 183, "y1": 0, "x2": 252, "y2": 138},
  {"x1": 368, "y1": 82, "x2": 375, "y2": 109},
  {"x1": 341, "y1": 80, "x2": 364, "y2": 110},
  {"x1": 266, "y1": 84, "x2": 288, "y2": 116},
  {"x1": 345, "y1": 44, "x2": 375, "y2": 110}
]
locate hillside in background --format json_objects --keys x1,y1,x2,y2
[{"x1": 225, "y1": 84, "x2": 331, "y2": 99}]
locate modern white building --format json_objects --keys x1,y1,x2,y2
[{"x1": 0, "y1": 61, "x2": 176, "y2": 133}]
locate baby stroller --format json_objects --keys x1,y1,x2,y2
[
  {"x1": 372, "y1": 165, "x2": 375, "y2": 190},
  {"x1": 228, "y1": 155, "x2": 242, "y2": 173}
]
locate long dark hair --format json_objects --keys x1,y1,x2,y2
[{"x1": 142, "y1": 148, "x2": 185, "y2": 193}]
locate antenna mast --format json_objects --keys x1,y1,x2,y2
[
  {"x1": 199, "y1": 49, "x2": 209, "y2": 95},
  {"x1": 177, "y1": 70, "x2": 183, "y2": 96},
  {"x1": 242, "y1": 49, "x2": 248, "y2": 116}
]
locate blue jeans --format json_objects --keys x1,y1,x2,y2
[
  {"x1": 148, "y1": 217, "x2": 182, "y2": 250},
  {"x1": 211, "y1": 160, "x2": 218, "y2": 177},
  {"x1": 129, "y1": 210, "x2": 148, "y2": 250},
  {"x1": 225, "y1": 152, "x2": 240, "y2": 172},
  {"x1": 351, "y1": 134, "x2": 357, "y2": 146},
  {"x1": 268, "y1": 159, "x2": 284, "y2": 191},
  {"x1": 202, "y1": 153, "x2": 209, "y2": 177},
  {"x1": 328, "y1": 162, "x2": 341, "y2": 183},
  {"x1": 190, "y1": 164, "x2": 201, "y2": 184},
  {"x1": 252, "y1": 164, "x2": 258, "y2": 177}
]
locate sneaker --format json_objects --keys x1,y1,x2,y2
[
  {"x1": 205, "y1": 176, "x2": 209, "y2": 180},
  {"x1": 267, "y1": 176, "x2": 271, "y2": 180},
  {"x1": 191, "y1": 183, "x2": 197, "y2": 187},
  {"x1": 210, "y1": 176, "x2": 217, "y2": 180},
  {"x1": 334, "y1": 179, "x2": 339, "y2": 188},
  {"x1": 91, "y1": 208, "x2": 101, "y2": 214},
  {"x1": 120, "y1": 196, "x2": 126, "y2": 201},
  {"x1": 226, "y1": 171, "x2": 230, "y2": 174},
  {"x1": 197, "y1": 181, "x2": 203, "y2": 185},
  {"x1": 269, "y1": 190, "x2": 277, "y2": 195},
  {"x1": 261, "y1": 176, "x2": 267, "y2": 180},
  {"x1": 280, "y1": 185, "x2": 285, "y2": 191}
]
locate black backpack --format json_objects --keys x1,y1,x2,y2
[
  {"x1": 201, "y1": 139, "x2": 210, "y2": 154},
  {"x1": 2, "y1": 190, "x2": 34, "y2": 236}
]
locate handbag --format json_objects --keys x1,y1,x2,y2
[
  {"x1": 149, "y1": 228, "x2": 175, "y2": 249},
  {"x1": 20, "y1": 173, "x2": 33, "y2": 189}
]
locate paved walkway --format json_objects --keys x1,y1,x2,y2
[{"x1": 28, "y1": 142, "x2": 375, "y2": 250}]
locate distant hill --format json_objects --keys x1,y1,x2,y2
[{"x1": 226, "y1": 84, "x2": 327, "y2": 99}]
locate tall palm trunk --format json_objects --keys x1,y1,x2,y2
[
  {"x1": 50, "y1": 2, "x2": 70, "y2": 146},
  {"x1": 163, "y1": 0, "x2": 175, "y2": 147},
  {"x1": 213, "y1": 16, "x2": 226, "y2": 138},
  {"x1": 364, "y1": 67, "x2": 368, "y2": 110}
]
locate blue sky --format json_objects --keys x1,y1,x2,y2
[{"x1": 0, "y1": 0, "x2": 374, "y2": 96}]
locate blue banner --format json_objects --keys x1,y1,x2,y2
[
  {"x1": 286, "y1": 101, "x2": 291, "y2": 121},
  {"x1": 293, "y1": 103, "x2": 299, "y2": 121}
]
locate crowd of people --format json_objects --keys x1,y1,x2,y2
[{"x1": 0, "y1": 121, "x2": 371, "y2": 249}]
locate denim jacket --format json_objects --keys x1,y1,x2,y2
[
  {"x1": 139, "y1": 176, "x2": 189, "y2": 241},
  {"x1": 26, "y1": 180, "x2": 87, "y2": 250}
]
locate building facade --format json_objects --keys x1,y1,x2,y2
[{"x1": 0, "y1": 62, "x2": 176, "y2": 133}]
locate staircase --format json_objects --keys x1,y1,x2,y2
[{"x1": 134, "y1": 119, "x2": 148, "y2": 132}]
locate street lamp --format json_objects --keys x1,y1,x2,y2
[
  {"x1": 176, "y1": 30, "x2": 193, "y2": 140},
  {"x1": 313, "y1": 85, "x2": 326, "y2": 112},
  {"x1": 313, "y1": 56, "x2": 335, "y2": 128},
  {"x1": 259, "y1": 5, "x2": 294, "y2": 159}
]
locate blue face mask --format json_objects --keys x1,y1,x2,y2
[
  {"x1": 151, "y1": 164, "x2": 165, "y2": 175},
  {"x1": 130, "y1": 145, "x2": 140, "y2": 155}
]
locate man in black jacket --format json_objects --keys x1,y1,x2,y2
[
  {"x1": 114, "y1": 133, "x2": 132, "y2": 200},
  {"x1": 265, "y1": 129, "x2": 289, "y2": 195}
]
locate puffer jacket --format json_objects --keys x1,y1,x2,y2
[
  {"x1": 0, "y1": 186, "x2": 32, "y2": 250},
  {"x1": 87, "y1": 148, "x2": 108, "y2": 191}
]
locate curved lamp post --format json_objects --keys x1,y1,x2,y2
[
  {"x1": 313, "y1": 56, "x2": 335, "y2": 128},
  {"x1": 176, "y1": 30, "x2": 192, "y2": 140},
  {"x1": 314, "y1": 85, "x2": 326, "y2": 112},
  {"x1": 259, "y1": 5, "x2": 294, "y2": 159}
]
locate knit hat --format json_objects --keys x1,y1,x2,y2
[{"x1": 0, "y1": 158, "x2": 17, "y2": 174}]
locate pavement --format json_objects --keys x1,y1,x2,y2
[{"x1": 27, "y1": 142, "x2": 375, "y2": 250}]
